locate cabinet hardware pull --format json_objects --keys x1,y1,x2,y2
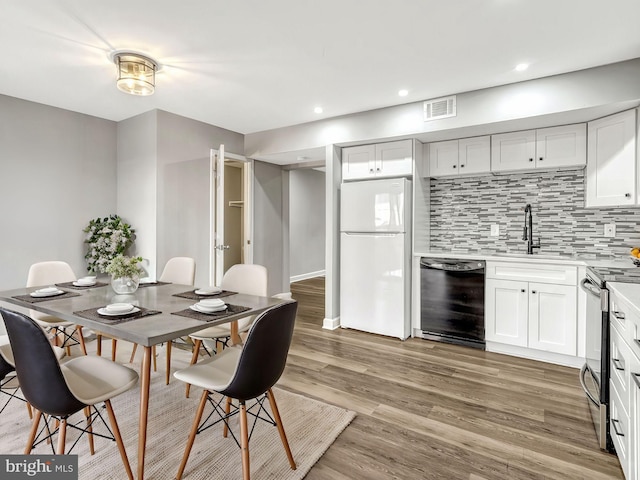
[
  {"x1": 531, "y1": 290, "x2": 537, "y2": 294},
  {"x1": 633, "y1": 373, "x2": 640, "y2": 390},
  {"x1": 612, "y1": 418, "x2": 624, "y2": 437},
  {"x1": 625, "y1": 193, "x2": 631, "y2": 198},
  {"x1": 376, "y1": 168, "x2": 380, "y2": 172},
  {"x1": 529, "y1": 158, "x2": 533, "y2": 162},
  {"x1": 612, "y1": 311, "x2": 626, "y2": 320},
  {"x1": 460, "y1": 164, "x2": 465, "y2": 168},
  {"x1": 369, "y1": 169, "x2": 374, "y2": 173},
  {"x1": 612, "y1": 358, "x2": 625, "y2": 371},
  {"x1": 453, "y1": 165, "x2": 457, "y2": 168},
  {"x1": 635, "y1": 339, "x2": 640, "y2": 350},
  {"x1": 521, "y1": 289, "x2": 526, "y2": 293}
]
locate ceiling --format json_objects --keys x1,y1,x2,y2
[{"x1": 1, "y1": 1, "x2": 639, "y2": 137}]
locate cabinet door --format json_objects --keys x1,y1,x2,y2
[
  {"x1": 342, "y1": 144, "x2": 376, "y2": 180},
  {"x1": 535, "y1": 124, "x2": 586, "y2": 169},
  {"x1": 428, "y1": 140, "x2": 459, "y2": 177},
  {"x1": 485, "y1": 279, "x2": 528, "y2": 347},
  {"x1": 528, "y1": 283, "x2": 577, "y2": 355},
  {"x1": 490, "y1": 130, "x2": 536, "y2": 172},
  {"x1": 586, "y1": 109, "x2": 637, "y2": 207},
  {"x1": 630, "y1": 350, "x2": 640, "y2": 480},
  {"x1": 459, "y1": 136, "x2": 490, "y2": 175},
  {"x1": 376, "y1": 140, "x2": 413, "y2": 177}
]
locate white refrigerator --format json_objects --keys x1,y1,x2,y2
[{"x1": 340, "y1": 178, "x2": 412, "y2": 340}]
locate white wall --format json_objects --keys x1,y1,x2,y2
[
  {"x1": 289, "y1": 169, "x2": 325, "y2": 279},
  {"x1": 0, "y1": 94, "x2": 117, "y2": 290}
]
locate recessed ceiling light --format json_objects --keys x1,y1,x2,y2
[
  {"x1": 398, "y1": 89, "x2": 409, "y2": 97},
  {"x1": 314, "y1": 106, "x2": 323, "y2": 114},
  {"x1": 515, "y1": 63, "x2": 529, "y2": 72}
]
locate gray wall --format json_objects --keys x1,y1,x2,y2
[
  {"x1": 289, "y1": 169, "x2": 325, "y2": 278},
  {"x1": 0, "y1": 94, "x2": 117, "y2": 290},
  {"x1": 428, "y1": 169, "x2": 640, "y2": 257},
  {"x1": 253, "y1": 160, "x2": 288, "y2": 295},
  {"x1": 117, "y1": 109, "x2": 244, "y2": 286}
]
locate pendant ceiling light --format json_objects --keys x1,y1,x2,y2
[{"x1": 114, "y1": 52, "x2": 157, "y2": 96}]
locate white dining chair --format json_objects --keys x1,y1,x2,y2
[
  {"x1": 26, "y1": 261, "x2": 87, "y2": 356},
  {"x1": 185, "y1": 263, "x2": 268, "y2": 398},
  {"x1": 121, "y1": 257, "x2": 196, "y2": 384}
]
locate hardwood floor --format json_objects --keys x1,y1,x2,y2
[{"x1": 281, "y1": 277, "x2": 624, "y2": 480}]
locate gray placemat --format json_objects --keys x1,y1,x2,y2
[
  {"x1": 138, "y1": 281, "x2": 171, "y2": 288},
  {"x1": 13, "y1": 291, "x2": 81, "y2": 304},
  {"x1": 171, "y1": 304, "x2": 251, "y2": 322},
  {"x1": 73, "y1": 306, "x2": 162, "y2": 325},
  {"x1": 56, "y1": 281, "x2": 108, "y2": 290},
  {"x1": 172, "y1": 290, "x2": 236, "y2": 300}
]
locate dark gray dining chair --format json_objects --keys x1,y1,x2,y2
[
  {"x1": 173, "y1": 301, "x2": 298, "y2": 480},
  {"x1": 0, "y1": 307, "x2": 138, "y2": 479}
]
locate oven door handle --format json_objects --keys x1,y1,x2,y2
[
  {"x1": 580, "y1": 278, "x2": 601, "y2": 297},
  {"x1": 579, "y1": 364, "x2": 600, "y2": 407}
]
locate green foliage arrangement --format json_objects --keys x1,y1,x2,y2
[
  {"x1": 83, "y1": 215, "x2": 135, "y2": 273},
  {"x1": 105, "y1": 255, "x2": 144, "y2": 279}
]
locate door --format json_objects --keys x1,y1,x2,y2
[
  {"x1": 490, "y1": 130, "x2": 536, "y2": 172},
  {"x1": 375, "y1": 140, "x2": 413, "y2": 177},
  {"x1": 528, "y1": 282, "x2": 577, "y2": 355},
  {"x1": 429, "y1": 140, "x2": 459, "y2": 176},
  {"x1": 535, "y1": 124, "x2": 586, "y2": 169},
  {"x1": 342, "y1": 144, "x2": 375, "y2": 180},
  {"x1": 485, "y1": 279, "x2": 528, "y2": 346},
  {"x1": 210, "y1": 145, "x2": 253, "y2": 286},
  {"x1": 458, "y1": 136, "x2": 490, "y2": 175}
]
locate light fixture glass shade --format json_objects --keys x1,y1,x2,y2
[{"x1": 114, "y1": 53, "x2": 157, "y2": 96}]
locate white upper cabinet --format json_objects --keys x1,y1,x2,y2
[
  {"x1": 428, "y1": 136, "x2": 490, "y2": 177},
  {"x1": 491, "y1": 124, "x2": 586, "y2": 173},
  {"x1": 342, "y1": 140, "x2": 412, "y2": 180},
  {"x1": 585, "y1": 109, "x2": 637, "y2": 207}
]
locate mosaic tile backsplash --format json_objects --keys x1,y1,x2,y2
[{"x1": 428, "y1": 169, "x2": 640, "y2": 258}]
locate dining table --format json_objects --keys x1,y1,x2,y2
[{"x1": 0, "y1": 281, "x2": 286, "y2": 480}]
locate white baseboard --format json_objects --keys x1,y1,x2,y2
[
  {"x1": 290, "y1": 270, "x2": 326, "y2": 283},
  {"x1": 322, "y1": 316, "x2": 340, "y2": 330},
  {"x1": 486, "y1": 342, "x2": 584, "y2": 368}
]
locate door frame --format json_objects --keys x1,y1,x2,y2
[{"x1": 210, "y1": 146, "x2": 254, "y2": 285}]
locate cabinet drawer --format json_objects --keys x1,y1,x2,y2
[
  {"x1": 610, "y1": 386, "x2": 631, "y2": 479},
  {"x1": 610, "y1": 323, "x2": 631, "y2": 417},
  {"x1": 486, "y1": 262, "x2": 577, "y2": 285},
  {"x1": 610, "y1": 288, "x2": 640, "y2": 358}
]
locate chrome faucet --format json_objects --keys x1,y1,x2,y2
[{"x1": 522, "y1": 204, "x2": 541, "y2": 254}]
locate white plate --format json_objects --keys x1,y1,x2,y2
[
  {"x1": 30, "y1": 288, "x2": 65, "y2": 298},
  {"x1": 190, "y1": 304, "x2": 227, "y2": 314},
  {"x1": 73, "y1": 280, "x2": 96, "y2": 287},
  {"x1": 195, "y1": 287, "x2": 222, "y2": 295},
  {"x1": 97, "y1": 307, "x2": 140, "y2": 317},
  {"x1": 198, "y1": 298, "x2": 225, "y2": 308},
  {"x1": 105, "y1": 303, "x2": 135, "y2": 314}
]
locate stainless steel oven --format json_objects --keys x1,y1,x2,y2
[{"x1": 579, "y1": 270, "x2": 613, "y2": 452}]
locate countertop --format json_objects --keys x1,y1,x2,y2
[{"x1": 414, "y1": 250, "x2": 636, "y2": 269}]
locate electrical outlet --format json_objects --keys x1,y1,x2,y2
[
  {"x1": 490, "y1": 224, "x2": 499, "y2": 237},
  {"x1": 604, "y1": 223, "x2": 616, "y2": 237}
]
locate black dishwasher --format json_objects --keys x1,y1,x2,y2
[{"x1": 420, "y1": 257, "x2": 485, "y2": 349}]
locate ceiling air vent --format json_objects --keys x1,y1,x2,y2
[{"x1": 423, "y1": 95, "x2": 456, "y2": 121}]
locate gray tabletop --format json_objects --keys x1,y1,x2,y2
[{"x1": 0, "y1": 283, "x2": 284, "y2": 346}]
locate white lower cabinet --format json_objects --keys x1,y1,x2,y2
[{"x1": 485, "y1": 262, "x2": 578, "y2": 357}]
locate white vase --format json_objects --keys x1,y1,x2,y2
[{"x1": 111, "y1": 274, "x2": 140, "y2": 294}]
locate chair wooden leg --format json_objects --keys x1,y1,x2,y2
[
  {"x1": 185, "y1": 340, "x2": 202, "y2": 398},
  {"x1": 57, "y1": 418, "x2": 67, "y2": 454},
  {"x1": 240, "y1": 401, "x2": 250, "y2": 480},
  {"x1": 104, "y1": 399, "x2": 134, "y2": 480},
  {"x1": 76, "y1": 326, "x2": 88, "y2": 355},
  {"x1": 223, "y1": 397, "x2": 232, "y2": 438},
  {"x1": 26, "y1": 402, "x2": 33, "y2": 419},
  {"x1": 266, "y1": 389, "x2": 296, "y2": 469},
  {"x1": 96, "y1": 334, "x2": 103, "y2": 357},
  {"x1": 53, "y1": 329, "x2": 60, "y2": 347},
  {"x1": 165, "y1": 341, "x2": 172, "y2": 385},
  {"x1": 129, "y1": 343, "x2": 138, "y2": 363},
  {"x1": 84, "y1": 407, "x2": 95, "y2": 455},
  {"x1": 111, "y1": 339, "x2": 118, "y2": 362},
  {"x1": 176, "y1": 390, "x2": 209, "y2": 480},
  {"x1": 24, "y1": 410, "x2": 42, "y2": 454}
]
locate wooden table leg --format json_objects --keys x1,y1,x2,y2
[
  {"x1": 230, "y1": 320, "x2": 242, "y2": 345},
  {"x1": 165, "y1": 341, "x2": 172, "y2": 385},
  {"x1": 138, "y1": 346, "x2": 152, "y2": 480}
]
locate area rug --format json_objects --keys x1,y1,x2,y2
[{"x1": 0, "y1": 361, "x2": 355, "y2": 479}]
